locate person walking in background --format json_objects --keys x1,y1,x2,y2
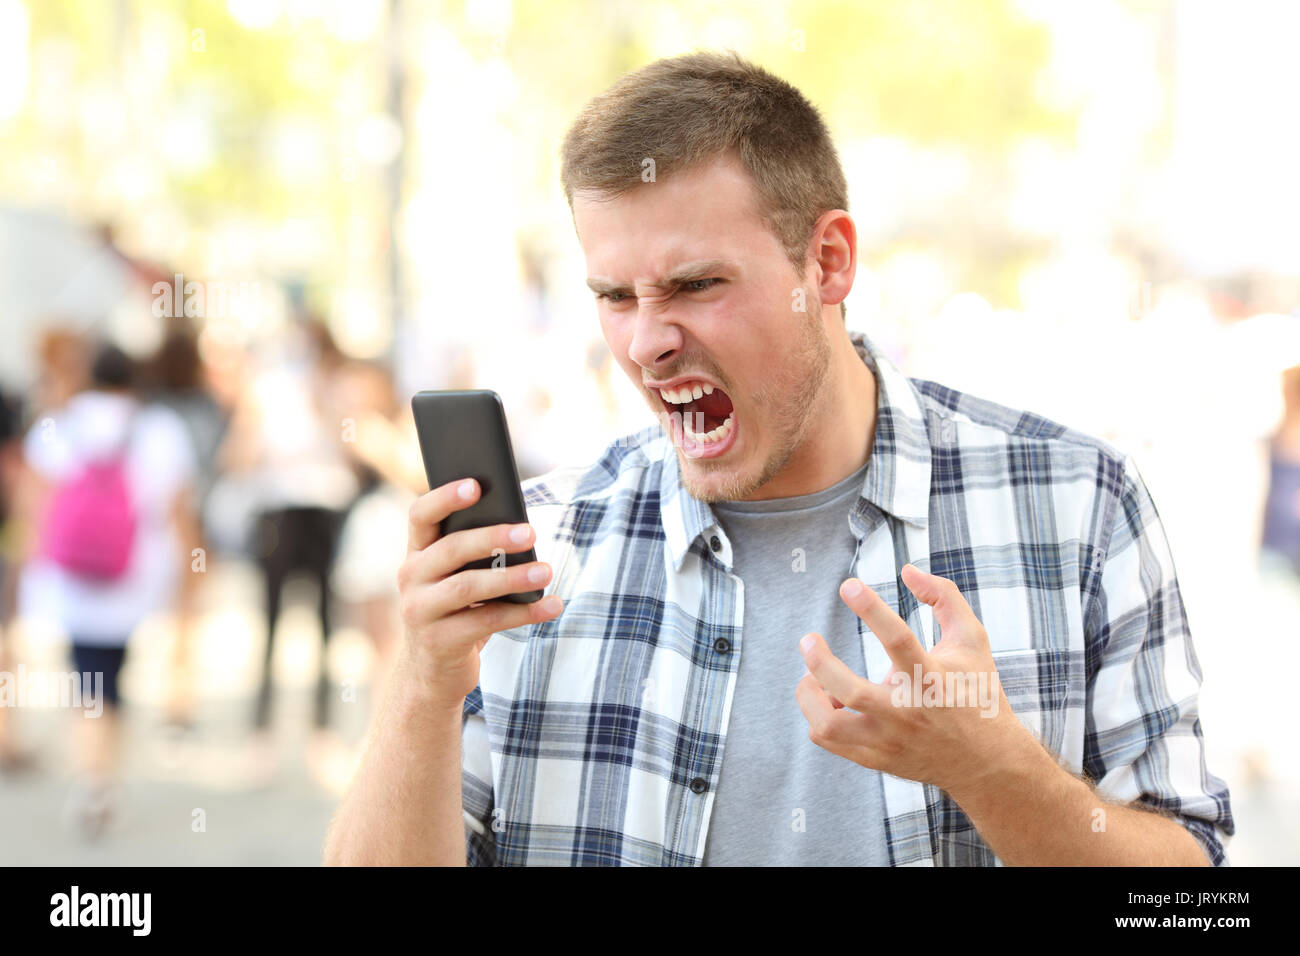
[
  {"x1": 139, "y1": 323, "x2": 228, "y2": 731},
  {"x1": 0, "y1": 389, "x2": 34, "y2": 773},
  {"x1": 322, "y1": 359, "x2": 421, "y2": 791},
  {"x1": 2, "y1": 327, "x2": 92, "y2": 773},
  {"x1": 1244, "y1": 361, "x2": 1300, "y2": 789},
  {"x1": 18, "y1": 343, "x2": 197, "y2": 839},
  {"x1": 1261, "y1": 364, "x2": 1300, "y2": 576},
  {"x1": 217, "y1": 314, "x2": 358, "y2": 773}
]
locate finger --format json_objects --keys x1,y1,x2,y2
[
  {"x1": 798, "y1": 633, "x2": 892, "y2": 713},
  {"x1": 440, "y1": 593, "x2": 564, "y2": 648},
  {"x1": 900, "y1": 563, "x2": 979, "y2": 643},
  {"x1": 802, "y1": 667, "x2": 844, "y2": 708},
  {"x1": 408, "y1": 478, "x2": 478, "y2": 554},
  {"x1": 403, "y1": 563, "x2": 557, "y2": 641},
  {"x1": 795, "y1": 672, "x2": 884, "y2": 766},
  {"x1": 426, "y1": 561, "x2": 554, "y2": 620},
  {"x1": 839, "y1": 578, "x2": 928, "y2": 673},
  {"x1": 796, "y1": 668, "x2": 840, "y2": 726},
  {"x1": 406, "y1": 521, "x2": 537, "y2": 584}
]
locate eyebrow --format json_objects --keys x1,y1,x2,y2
[{"x1": 586, "y1": 259, "x2": 736, "y2": 296}]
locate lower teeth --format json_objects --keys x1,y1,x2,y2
[{"x1": 685, "y1": 413, "x2": 733, "y2": 444}]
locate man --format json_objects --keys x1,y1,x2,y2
[
  {"x1": 325, "y1": 51, "x2": 1233, "y2": 866},
  {"x1": 21, "y1": 342, "x2": 198, "y2": 839}
]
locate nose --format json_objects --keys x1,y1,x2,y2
[{"x1": 627, "y1": 304, "x2": 684, "y2": 373}]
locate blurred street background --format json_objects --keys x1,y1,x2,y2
[{"x1": 1, "y1": 0, "x2": 1298, "y2": 865}]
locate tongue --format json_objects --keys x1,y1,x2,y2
[
  {"x1": 694, "y1": 388, "x2": 733, "y2": 419},
  {"x1": 680, "y1": 388, "x2": 734, "y2": 435}
]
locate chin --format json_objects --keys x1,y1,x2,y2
[{"x1": 677, "y1": 447, "x2": 758, "y2": 504}]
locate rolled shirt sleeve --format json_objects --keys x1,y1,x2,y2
[{"x1": 1083, "y1": 453, "x2": 1235, "y2": 865}]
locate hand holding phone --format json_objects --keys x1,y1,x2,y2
[
  {"x1": 400, "y1": 390, "x2": 563, "y2": 709},
  {"x1": 398, "y1": 476, "x2": 563, "y2": 709},
  {"x1": 411, "y1": 389, "x2": 545, "y2": 603}
]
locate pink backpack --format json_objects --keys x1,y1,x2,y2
[{"x1": 41, "y1": 411, "x2": 138, "y2": 580}]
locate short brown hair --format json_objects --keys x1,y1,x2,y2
[{"x1": 560, "y1": 50, "x2": 849, "y2": 307}]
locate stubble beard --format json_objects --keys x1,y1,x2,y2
[{"x1": 677, "y1": 300, "x2": 832, "y2": 504}]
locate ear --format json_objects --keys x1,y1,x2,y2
[{"x1": 808, "y1": 209, "x2": 857, "y2": 312}]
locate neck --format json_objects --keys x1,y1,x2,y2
[{"x1": 737, "y1": 325, "x2": 878, "y2": 500}]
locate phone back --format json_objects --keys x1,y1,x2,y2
[{"x1": 411, "y1": 389, "x2": 541, "y2": 600}]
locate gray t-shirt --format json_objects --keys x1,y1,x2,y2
[{"x1": 701, "y1": 460, "x2": 890, "y2": 866}]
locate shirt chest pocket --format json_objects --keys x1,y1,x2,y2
[{"x1": 989, "y1": 647, "x2": 1080, "y2": 763}]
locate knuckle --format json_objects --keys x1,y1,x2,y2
[
  {"x1": 399, "y1": 591, "x2": 426, "y2": 631},
  {"x1": 481, "y1": 600, "x2": 511, "y2": 633},
  {"x1": 447, "y1": 572, "x2": 474, "y2": 606},
  {"x1": 435, "y1": 534, "x2": 461, "y2": 569},
  {"x1": 408, "y1": 497, "x2": 427, "y2": 526},
  {"x1": 495, "y1": 524, "x2": 515, "y2": 550},
  {"x1": 395, "y1": 557, "x2": 414, "y2": 591}
]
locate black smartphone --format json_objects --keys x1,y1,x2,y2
[{"x1": 411, "y1": 389, "x2": 543, "y2": 604}]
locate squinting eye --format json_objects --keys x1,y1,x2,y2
[
  {"x1": 685, "y1": 278, "x2": 721, "y2": 292},
  {"x1": 597, "y1": 292, "x2": 630, "y2": 304}
]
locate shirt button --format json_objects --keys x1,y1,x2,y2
[
  {"x1": 689, "y1": 777, "x2": 708, "y2": 794},
  {"x1": 709, "y1": 535, "x2": 722, "y2": 552},
  {"x1": 713, "y1": 637, "x2": 730, "y2": 654}
]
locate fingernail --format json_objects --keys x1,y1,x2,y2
[
  {"x1": 527, "y1": 563, "x2": 549, "y2": 584},
  {"x1": 540, "y1": 596, "x2": 562, "y2": 614},
  {"x1": 841, "y1": 579, "x2": 863, "y2": 598},
  {"x1": 800, "y1": 634, "x2": 815, "y2": 654},
  {"x1": 458, "y1": 480, "x2": 476, "y2": 499},
  {"x1": 509, "y1": 524, "x2": 531, "y2": 544}
]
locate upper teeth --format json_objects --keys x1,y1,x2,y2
[{"x1": 658, "y1": 382, "x2": 714, "y2": 404}]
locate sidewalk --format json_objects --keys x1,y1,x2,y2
[
  {"x1": 0, "y1": 558, "x2": 376, "y2": 865},
  {"x1": 0, "y1": 693, "x2": 354, "y2": 865}
]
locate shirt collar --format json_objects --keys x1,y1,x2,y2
[{"x1": 657, "y1": 329, "x2": 934, "y2": 571}]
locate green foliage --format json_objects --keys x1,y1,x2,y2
[{"x1": 7, "y1": 0, "x2": 1077, "y2": 310}]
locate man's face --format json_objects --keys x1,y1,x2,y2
[{"x1": 573, "y1": 153, "x2": 832, "y2": 503}]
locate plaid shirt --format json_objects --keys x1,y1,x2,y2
[{"x1": 460, "y1": 330, "x2": 1234, "y2": 866}]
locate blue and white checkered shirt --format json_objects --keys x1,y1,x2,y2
[{"x1": 460, "y1": 330, "x2": 1234, "y2": 866}]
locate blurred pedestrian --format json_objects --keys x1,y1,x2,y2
[
  {"x1": 139, "y1": 322, "x2": 227, "y2": 730},
  {"x1": 18, "y1": 342, "x2": 197, "y2": 838},
  {"x1": 322, "y1": 360, "x2": 419, "y2": 789},
  {"x1": 0, "y1": 388, "x2": 34, "y2": 773},
  {"x1": 1261, "y1": 364, "x2": 1300, "y2": 575},
  {"x1": 217, "y1": 315, "x2": 357, "y2": 770}
]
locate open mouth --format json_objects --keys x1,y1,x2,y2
[{"x1": 652, "y1": 380, "x2": 737, "y2": 455}]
